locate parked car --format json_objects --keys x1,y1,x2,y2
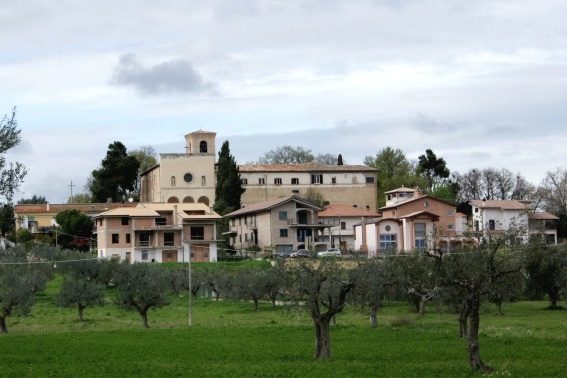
[
  {"x1": 290, "y1": 249, "x2": 311, "y2": 258},
  {"x1": 317, "y1": 248, "x2": 342, "y2": 257}
]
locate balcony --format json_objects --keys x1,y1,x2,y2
[{"x1": 288, "y1": 218, "x2": 332, "y2": 228}]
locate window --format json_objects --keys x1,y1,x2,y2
[
  {"x1": 311, "y1": 174, "x2": 323, "y2": 184},
  {"x1": 274, "y1": 178, "x2": 282, "y2": 185},
  {"x1": 414, "y1": 223, "x2": 426, "y2": 248},
  {"x1": 291, "y1": 178, "x2": 299, "y2": 185},
  {"x1": 448, "y1": 210, "x2": 453, "y2": 216},
  {"x1": 332, "y1": 177, "x2": 336, "y2": 184},
  {"x1": 156, "y1": 217, "x2": 166, "y2": 226},
  {"x1": 279, "y1": 211, "x2": 287, "y2": 220},
  {"x1": 423, "y1": 201, "x2": 429, "y2": 208},
  {"x1": 199, "y1": 141, "x2": 207, "y2": 153},
  {"x1": 244, "y1": 216, "x2": 247, "y2": 225},
  {"x1": 126, "y1": 234, "x2": 131, "y2": 244},
  {"x1": 141, "y1": 251, "x2": 148, "y2": 261},
  {"x1": 112, "y1": 234, "x2": 119, "y2": 244},
  {"x1": 341, "y1": 222, "x2": 346, "y2": 230},
  {"x1": 184, "y1": 173, "x2": 193, "y2": 183},
  {"x1": 385, "y1": 225, "x2": 391, "y2": 232},
  {"x1": 121, "y1": 217, "x2": 129, "y2": 225},
  {"x1": 241, "y1": 178, "x2": 248, "y2": 185},
  {"x1": 164, "y1": 232, "x2": 174, "y2": 246},
  {"x1": 380, "y1": 234, "x2": 397, "y2": 249},
  {"x1": 280, "y1": 229, "x2": 288, "y2": 237},
  {"x1": 365, "y1": 176, "x2": 375, "y2": 184},
  {"x1": 447, "y1": 224, "x2": 454, "y2": 230},
  {"x1": 139, "y1": 232, "x2": 150, "y2": 246},
  {"x1": 475, "y1": 208, "x2": 479, "y2": 213},
  {"x1": 232, "y1": 218, "x2": 235, "y2": 226},
  {"x1": 171, "y1": 176, "x2": 176, "y2": 186},
  {"x1": 191, "y1": 226, "x2": 205, "y2": 240},
  {"x1": 258, "y1": 178, "x2": 265, "y2": 185},
  {"x1": 474, "y1": 220, "x2": 479, "y2": 231},
  {"x1": 488, "y1": 220, "x2": 496, "y2": 231},
  {"x1": 245, "y1": 234, "x2": 248, "y2": 242},
  {"x1": 201, "y1": 176, "x2": 206, "y2": 186}
]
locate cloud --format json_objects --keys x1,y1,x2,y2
[{"x1": 110, "y1": 54, "x2": 217, "y2": 96}]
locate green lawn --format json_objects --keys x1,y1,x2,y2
[{"x1": 1, "y1": 277, "x2": 565, "y2": 377}]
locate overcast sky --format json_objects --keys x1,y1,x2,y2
[{"x1": 2, "y1": 0, "x2": 566, "y2": 203}]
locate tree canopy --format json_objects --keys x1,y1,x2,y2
[
  {"x1": 417, "y1": 149, "x2": 450, "y2": 191},
  {"x1": 214, "y1": 141, "x2": 245, "y2": 215},
  {"x1": 89, "y1": 141, "x2": 140, "y2": 203},
  {"x1": 18, "y1": 194, "x2": 48, "y2": 204},
  {"x1": 0, "y1": 107, "x2": 28, "y2": 203}
]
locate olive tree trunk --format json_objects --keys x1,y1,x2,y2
[{"x1": 466, "y1": 296, "x2": 493, "y2": 372}]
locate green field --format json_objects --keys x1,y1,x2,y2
[{"x1": 1, "y1": 276, "x2": 566, "y2": 377}]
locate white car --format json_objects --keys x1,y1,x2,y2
[{"x1": 317, "y1": 248, "x2": 342, "y2": 257}]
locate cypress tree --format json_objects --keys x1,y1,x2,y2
[{"x1": 214, "y1": 141, "x2": 245, "y2": 215}]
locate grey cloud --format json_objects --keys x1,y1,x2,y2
[
  {"x1": 411, "y1": 113, "x2": 471, "y2": 134},
  {"x1": 111, "y1": 54, "x2": 217, "y2": 96}
]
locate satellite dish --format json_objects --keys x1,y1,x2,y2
[{"x1": 128, "y1": 198, "x2": 134, "y2": 203}]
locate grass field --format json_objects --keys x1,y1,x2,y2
[{"x1": 1, "y1": 275, "x2": 566, "y2": 377}]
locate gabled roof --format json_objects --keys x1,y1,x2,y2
[
  {"x1": 469, "y1": 200, "x2": 527, "y2": 210},
  {"x1": 225, "y1": 195, "x2": 322, "y2": 217},
  {"x1": 398, "y1": 210, "x2": 441, "y2": 221},
  {"x1": 318, "y1": 204, "x2": 379, "y2": 218},
  {"x1": 380, "y1": 195, "x2": 455, "y2": 210},
  {"x1": 384, "y1": 187, "x2": 418, "y2": 194},
  {"x1": 528, "y1": 212, "x2": 560, "y2": 220},
  {"x1": 238, "y1": 162, "x2": 376, "y2": 173},
  {"x1": 95, "y1": 207, "x2": 159, "y2": 218}
]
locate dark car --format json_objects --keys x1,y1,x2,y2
[{"x1": 290, "y1": 249, "x2": 311, "y2": 258}]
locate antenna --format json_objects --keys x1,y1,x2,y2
[{"x1": 68, "y1": 181, "x2": 75, "y2": 203}]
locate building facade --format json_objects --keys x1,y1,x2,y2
[
  {"x1": 224, "y1": 195, "x2": 333, "y2": 254},
  {"x1": 140, "y1": 130, "x2": 217, "y2": 206},
  {"x1": 238, "y1": 162, "x2": 377, "y2": 210},
  {"x1": 94, "y1": 203, "x2": 221, "y2": 263},
  {"x1": 354, "y1": 187, "x2": 469, "y2": 256}
]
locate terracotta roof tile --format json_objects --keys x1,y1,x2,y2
[
  {"x1": 469, "y1": 200, "x2": 527, "y2": 210},
  {"x1": 318, "y1": 204, "x2": 379, "y2": 218},
  {"x1": 238, "y1": 162, "x2": 376, "y2": 172},
  {"x1": 528, "y1": 212, "x2": 560, "y2": 220}
]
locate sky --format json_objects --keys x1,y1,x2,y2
[{"x1": 2, "y1": 0, "x2": 566, "y2": 204}]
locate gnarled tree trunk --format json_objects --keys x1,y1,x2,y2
[
  {"x1": 459, "y1": 300, "x2": 470, "y2": 338},
  {"x1": 466, "y1": 296, "x2": 493, "y2": 372},
  {"x1": 313, "y1": 316, "x2": 332, "y2": 359},
  {"x1": 0, "y1": 316, "x2": 8, "y2": 334},
  {"x1": 369, "y1": 305, "x2": 378, "y2": 328}
]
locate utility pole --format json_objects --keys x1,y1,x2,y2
[{"x1": 68, "y1": 181, "x2": 75, "y2": 203}]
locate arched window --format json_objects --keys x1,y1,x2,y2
[
  {"x1": 167, "y1": 196, "x2": 179, "y2": 203},
  {"x1": 171, "y1": 176, "x2": 176, "y2": 187},
  {"x1": 201, "y1": 176, "x2": 206, "y2": 186},
  {"x1": 199, "y1": 141, "x2": 207, "y2": 153},
  {"x1": 183, "y1": 196, "x2": 195, "y2": 203},
  {"x1": 198, "y1": 196, "x2": 210, "y2": 206}
]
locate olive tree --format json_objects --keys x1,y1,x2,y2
[
  {"x1": 113, "y1": 263, "x2": 171, "y2": 328},
  {"x1": 432, "y1": 229, "x2": 526, "y2": 372},
  {"x1": 0, "y1": 246, "x2": 48, "y2": 334},
  {"x1": 290, "y1": 258, "x2": 356, "y2": 359},
  {"x1": 0, "y1": 108, "x2": 28, "y2": 203}
]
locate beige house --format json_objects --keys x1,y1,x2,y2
[
  {"x1": 354, "y1": 187, "x2": 470, "y2": 256},
  {"x1": 94, "y1": 202, "x2": 221, "y2": 263},
  {"x1": 140, "y1": 130, "x2": 217, "y2": 206},
  {"x1": 239, "y1": 162, "x2": 377, "y2": 211},
  {"x1": 224, "y1": 195, "x2": 332, "y2": 254}
]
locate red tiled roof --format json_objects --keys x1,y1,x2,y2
[
  {"x1": 225, "y1": 195, "x2": 323, "y2": 217},
  {"x1": 319, "y1": 204, "x2": 379, "y2": 218},
  {"x1": 528, "y1": 212, "x2": 559, "y2": 220},
  {"x1": 469, "y1": 200, "x2": 527, "y2": 210},
  {"x1": 14, "y1": 202, "x2": 138, "y2": 214},
  {"x1": 238, "y1": 162, "x2": 376, "y2": 172}
]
